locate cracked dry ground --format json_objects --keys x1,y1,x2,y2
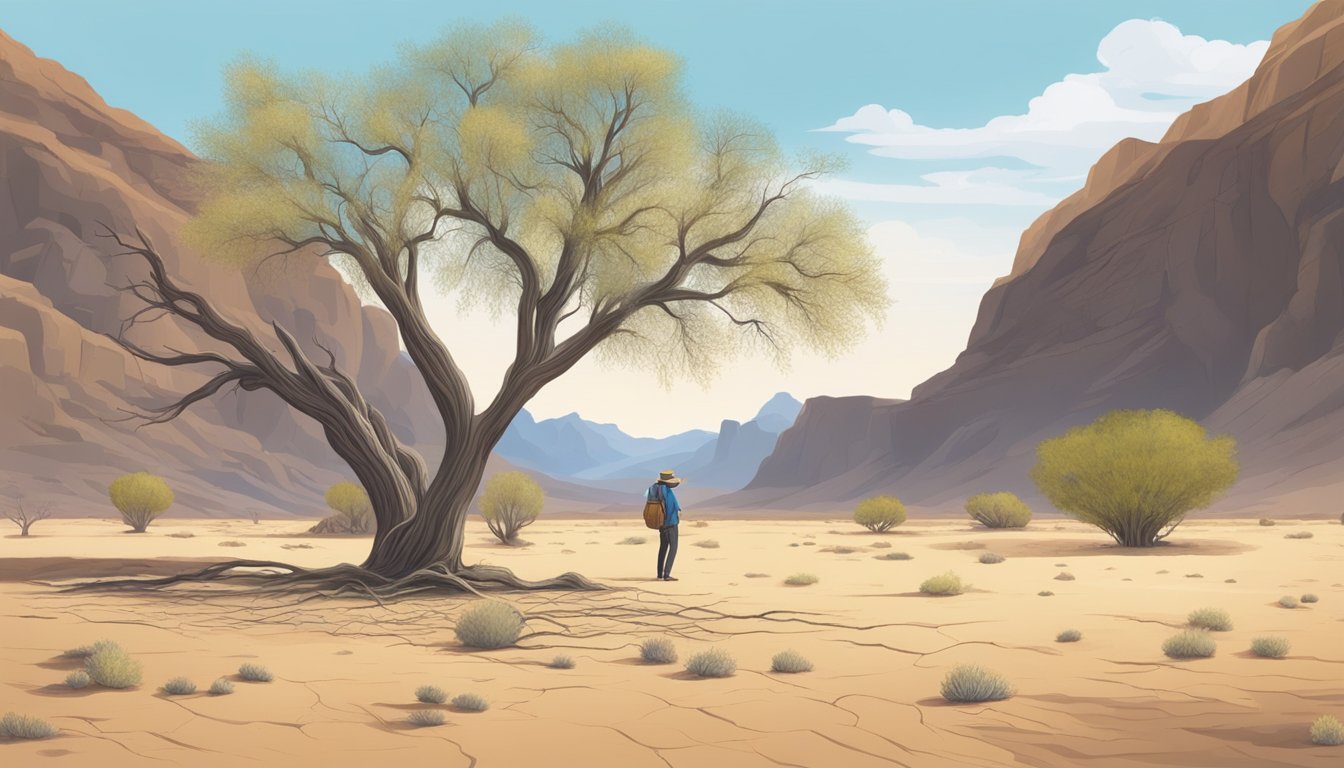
[{"x1": 1, "y1": 518, "x2": 1341, "y2": 767}]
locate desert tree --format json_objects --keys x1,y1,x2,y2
[
  {"x1": 854, "y1": 495, "x2": 906, "y2": 533},
  {"x1": 6, "y1": 498, "x2": 52, "y2": 537},
  {"x1": 1031, "y1": 409, "x2": 1237, "y2": 547},
  {"x1": 480, "y1": 471, "x2": 543, "y2": 544},
  {"x1": 100, "y1": 22, "x2": 886, "y2": 592},
  {"x1": 109, "y1": 473, "x2": 175, "y2": 533}
]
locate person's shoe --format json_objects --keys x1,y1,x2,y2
[{"x1": 663, "y1": 576, "x2": 679, "y2": 582}]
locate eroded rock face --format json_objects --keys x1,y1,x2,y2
[{"x1": 741, "y1": 2, "x2": 1344, "y2": 516}]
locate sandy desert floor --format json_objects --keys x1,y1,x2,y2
[{"x1": 0, "y1": 516, "x2": 1341, "y2": 767}]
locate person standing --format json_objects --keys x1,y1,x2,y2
[{"x1": 647, "y1": 470, "x2": 683, "y2": 581}]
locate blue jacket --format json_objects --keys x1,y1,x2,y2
[{"x1": 646, "y1": 483, "x2": 682, "y2": 526}]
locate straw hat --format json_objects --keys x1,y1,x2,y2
[{"x1": 657, "y1": 470, "x2": 683, "y2": 486}]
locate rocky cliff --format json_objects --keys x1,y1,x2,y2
[{"x1": 739, "y1": 1, "x2": 1344, "y2": 516}]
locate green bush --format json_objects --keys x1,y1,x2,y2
[
  {"x1": 209, "y1": 678, "x2": 234, "y2": 696},
  {"x1": 1249, "y1": 636, "x2": 1290, "y2": 659},
  {"x1": 1056, "y1": 629, "x2": 1082, "y2": 643},
  {"x1": 965, "y1": 492, "x2": 1032, "y2": 529},
  {"x1": 685, "y1": 647, "x2": 736, "y2": 678},
  {"x1": 1284, "y1": 530, "x2": 1313, "y2": 539},
  {"x1": 0, "y1": 712, "x2": 58, "y2": 740},
  {"x1": 408, "y1": 709, "x2": 446, "y2": 727},
  {"x1": 784, "y1": 573, "x2": 818, "y2": 586},
  {"x1": 1279, "y1": 595, "x2": 1299, "y2": 609},
  {"x1": 875, "y1": 552, "x2": 912, "y2": 561},
  {"x1": 416, "y1": 685, "x2": 447, "y2": 704},
  {"x1": 109, "y1": 472, "x2": 174, "y2": 532},
  {"x1": 479, "y1": 471, "x2": 543, "y2": 544},
  {"x1": 452, "y1": 692, "x2": 489, "y2": 712},
  {"x1": 64, "y1": 670, "x2": 91, "y2": 689},
  {"x1": 1162, "y1": 630, "x2": 1216, "y2": 659},
  {"x1": 1187, "y1": 607, "x2": 1233, "y2": 632},
  {"x1": 455, "y1": 600, "x2": 524, "y2": 649},
  {"x1": 639, "y1": 638, "x2": 678, "y2": 664},
  {"x1": 770, "y1": 650, "x2": 812, "y2": 673},
  {"x1": 853, "y1": 495, "x2": 906, "y2": 533},
  {"x1": 1030, "y1": 410, "x2": 1236, "y2": 546},
  {"x1": 1311, "y1": 715, "x2": 1344, "y2": 746},
  {"x1": 321, "y1": 482, "x2": 373, "y2": 534},
  {"x1": 548, "y1": 655, "x2": 575, "y2": 670},
  {"x1": 920, "y1": 572, "x2": 966, "y2": 596},
  {"x1": 1301, "y1": 593, "x2": 1319, "y2": 603},
  {"x1": 238, "y1": 663, "x2": 272, "y2": 682},
  {"x1": 162, "y1": 677, "x2": 196, "y2": 695},
  {"x1": 85, "y1": 646, "x2": 141, "y2": 688},
  {"x1": 978, "y1": 552, "x2": 1005, "y2": 564},
  {"x1": 940, "y1": 665, "x2": 1014, "y2": 703}
]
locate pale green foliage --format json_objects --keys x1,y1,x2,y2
[
  {"x1": 1056, "y1": 629, "x2": 1082, "y2": 643},
  {"x1": 548, "y1": 655, "x2": 575, "y2": 669},
  {"x1": 85, "y1": 646, "x2": 142, "y2": 688},
  {"x1": 1163, "y1": 630, "x2": 1216, "y2": 659},
  {"x1": 1031, "y1": 410, "x2": 1237, "y2": 546},
  {"x1": 162, "y1": 677, "x2": 197, "y2": 695},
  {"x1": 479, "y1": 471, "x2": 543, "y2": 544},
  {"x1": 454, "y1": 600, "x2": 523, "y2": 649},
  {"x1": 1279, "y1": 595, "x2": 1299, "y2": 609},
  {"x1": 1187, "y1": 607, "x2": 1233, "y2": 631},
  {"x1": 685, "y1": 647, "x2": 736, "y2": 678},
  {"x1": 940, "y1": 665, "x2": 1014, "y2": 703},
  {"x1": 238, "y1": 663, "x2": 273, "y2": 682},
  {"x1": 920, "y1": 572, "x2": 966, "y2": 596},
  {"x1": 854, "y1": 495, "x2": 906, "y2": 533},
  {"x1": 0, "y1": 712, "x2": 58, "y2": 740},
  {"x1": 639, "y1": 638, "x2": 677, "y2": 664},
  {"x1": 324, "y1": 482, "x2": 373, "y2": 534},
  {"x1": 770, "y1": 650, "x2": 812, "y2": 673},
  {"x1": 209, "y1": 678, "x2": 235, "y2": 695},
  {"x1": 416, "y1": 685, "x2": 448, "y2": 704},
  {"x1": 1250, "y1": 636, "x2": 1290, "y2": 658},
  {"x1": 965, "y1": 492, "x2": 1032, "y2": 528},
  {"x1": 65, "y1": 670, "x2": 91, "y2": 689},
  {"x1": 64, "y1": 639, "x2": 122, "y2": 659},
  {"x1": 408, "y1": 710, "x2": 446, "y2": 727},
  {"x1": 978, "y1": 552, "x2": 1005, "y2": 564},
  {"x1": 108, "y1": 472, "x2": 174, "y2": 532},
  {"x1": 186, "y1": 22, "x2": 886, "y2": 392},
  {"x1": 1311, "y1": 715, "x2": 1344, "y2": 746},
  {"x1": 784, "y1": 573, "x2": 818, "y2": 586},
  {"x1": 452, "y1": 692, "x2": 489, "y2": 712}
]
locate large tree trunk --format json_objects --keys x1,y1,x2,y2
[{"x1": 362, "y1": 447, "x2": 490, "y2": 577}]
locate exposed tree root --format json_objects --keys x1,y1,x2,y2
[{"x1": 59, "y1": 559, "x2": 605, "y2": 602}]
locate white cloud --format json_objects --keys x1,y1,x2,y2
[{"x1": 819, "y1": 19, "x2": 1268, "y2": 203}]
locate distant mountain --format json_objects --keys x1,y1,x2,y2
[{"x1": 673, "y1": 393, "x2": 803, "y2": 489}]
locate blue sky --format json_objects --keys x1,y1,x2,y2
[{"x1": 2, "y1": 1, "x2": 1315, "y2": 436}]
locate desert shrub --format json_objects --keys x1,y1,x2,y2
[
  {"x1": 965, "y1": 492, "x2": 1032, "y2": 529},
  {"x1": 162, "y1": 677, "x2": 196, "y2": 696},
  {"x1": 1038, "y1": 590, "x2": 1054, "y2": 596},
  {"x1": 64, "y1": 639, "x2": 122, "y2": 659},
  {"x1": 109, "y1": 472, "x2": 174, "y2": 532},
  {"x1": 1056, "y1": 629, "x2": 1082, "y2": 643},
  {"x1": 548, "y1": 655, "x2": 575, "y2": 670},
  {"x1": 1311, "y1": 715, "x2": 1344, "y2": 746},
  {"x1": 85, "y1": 646, "x2": 141, "y2": 688},
  {"x1": 693, "y1": 539, "x2": 720, "y2": 549},
  {"x1": 920, "y1": 572, "x2": 966, "y2": 596},
  {"x1": 875, "y1": 551, "x2": 912, "y2": 561},
  {"x1": 479, "y1": 471, "x2": 543, "y2": 544},
  {"x1": 685, "y1": 647, "x2": 736, "y2": 678},
  {"x1": 1162, "y1": 630, "x2": 1216, "y2": 659},
  {"x1": 1187, "y1": 607, "x2": 1233, "y2": 632},
  {"x1": 940, "y1": 665, "x2": 1014, "y2": 703},
  {"x1": 454, "y1": 600, "x2": 524, "y2": 649},
  {"x1": 871, "y1": 541, "x2": 892, "y2": 549},
  {"x1": 1258, "y1": 518, "x2": 1276, "y2": 526},
  {"x1": 1301, "y1": 593, "x2": 1319, "y2": 603},
  {"x1": 784, "y1": 573, "x2": 818, "y2": 586},
  {"x1": 5, "y1": 499, "x2": 51, "y2": 536},
  {"x1": 64, "y1": 670, "x2": 91, "y2": 689},
  {"x1": 639, "y1": 638, "x2": 678, "y2": 664},
  {"x1": 1031, "y1": 410, "x2": 1236, "y2": 546},
  {"x1": 219, "y1": 540, "x2": 247, "y2": 547},
  {"x1": 452, "y1": 692, "x2": 488, "y2": 712},
  {"x1": 1249, "y1": 636, "x2": 1291, "y2": 659},
  {"x1": 853, "y1": 495, "x2": 906, "y2": 533},
  {"x1": 1054, "y1": 571, "x2": 1075, "y2": 581},
  {"x1": 1279, "y1": 595, "x2": 1299, "y2": 609},
  {"x1": 0, "y1": 712, "x2": 58, "y2": 740},
  {"x1": 1225, "y1": 578, "x2": 1237, "y2": 583},
  {"x1": 320, "y1": 482, "x2": 373, "y2": 534},
  {"x1": 978, "y1": 552, "x2": 1005, "y2": 564},
  {"x1": 771, "y1": 650, "x2": 812, "y2": 673},
  {"x1": 1285, "y1": 531, "x2": 1314, "y2": 539},
  {"x1": 209, "y1": 678, "x2": 234, "y2": 696},
  {"x1": 617, "y1": 536, "x2": 646, "y2": 545},
  {"x1": 238, "y1": 663, "x2": 273, "y2": 682},
  {"x1": 415, "y1": 685, "x2": 447, "y2": 704},
  {"x1": 408, "y1": 710, "x2": 445, "y2": 727}
]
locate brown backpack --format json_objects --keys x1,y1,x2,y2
[{"x1": 642, "y1": 484, "x2": 665, "y2": 529}]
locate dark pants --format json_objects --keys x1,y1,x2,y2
[{"x1": 657, "y1": 524, "x2": 679, "y2": 577}]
